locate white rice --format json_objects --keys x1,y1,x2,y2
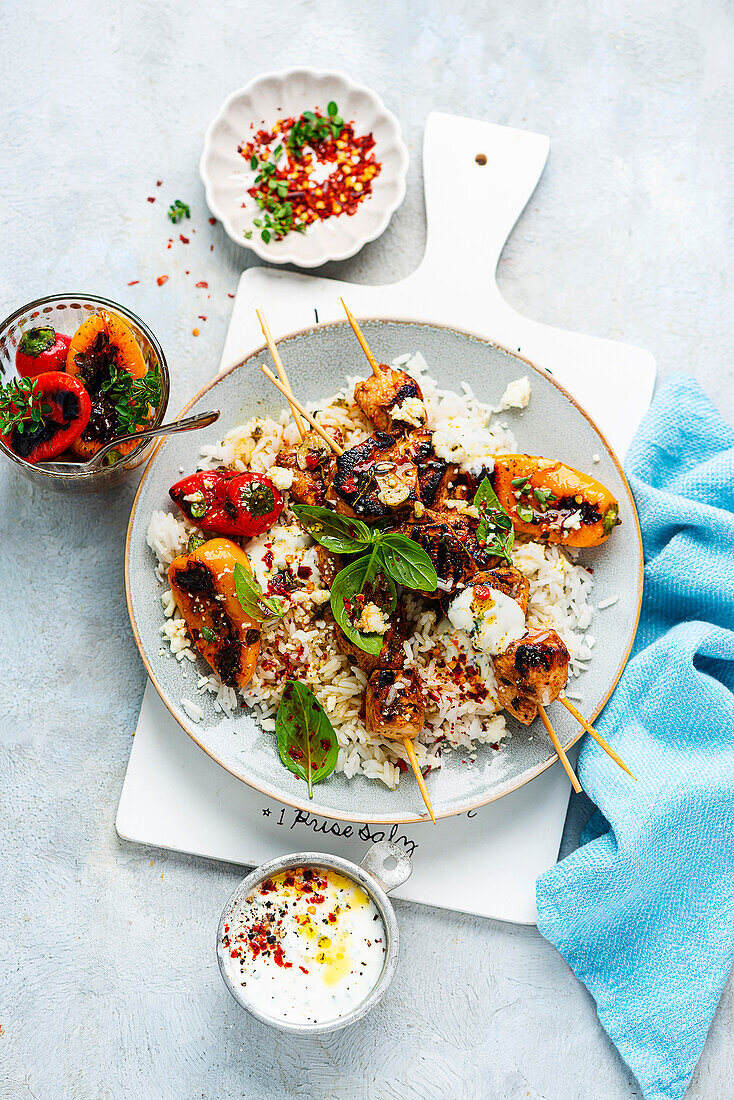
[{"x1": 145, "y1": 352, "x2": 596, "y2": 789}]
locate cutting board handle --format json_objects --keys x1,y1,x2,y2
[{"x1": 419, "y1": 112, "x2": 550, "y2": 286}]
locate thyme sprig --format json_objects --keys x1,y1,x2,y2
[
  {"x1": 0, "y1": 377, "x2": 52, "y2": 436},
  {"x1": 167, "y1": 200, "x2": 190, "y2": 224},
  {"x1": 99, "y1": 365, "x2": 162, "y2": 434}
]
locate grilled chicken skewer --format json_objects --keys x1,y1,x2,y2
[{"x1": 259, "y1": 357, "x2": 436, "y2": 822}]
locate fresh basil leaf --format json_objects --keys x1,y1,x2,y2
[
  {"x1": 330, "y1": 556, "x2": 397, "y2": 655},
  {"x1": 292, "y1": 504, "x2": 374, "y2": 553},
  {"x1": 474, "y1": 476, "x2": 515, "y2": 564},
  {"x1": 276, "y1": 680, "x2": 339, "y2": 798},
  {"x1": 379, "y1": 533, "x2": 438, "y2": 592},
  {"x1": 233, "y1": 562, "x2": 284, "y2": 623}
]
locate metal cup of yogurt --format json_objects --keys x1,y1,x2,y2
[{"x1": 216, "y1": 841, "x2": 412, "y2": 1033}]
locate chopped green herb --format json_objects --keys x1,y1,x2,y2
[
  {"x1": 201, "y1": 626, "x2": 216, "y2": 643},
  {"x1": 517, "y1": 503, "x2": 534, "y2": 523},
  {"x1": 167, "y1": 199, "x2": 190, "y2": 224}
]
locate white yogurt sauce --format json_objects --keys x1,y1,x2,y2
[
  {"x1": 447, "y1": 584, "x2": 526, "y2": 655},
  {"x1": 220, "y1": 866, "x2": 386, "y2": 1025}
]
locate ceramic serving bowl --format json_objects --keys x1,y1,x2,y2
[
  {"x1": 125, "y1": 320, "x2": 642, "y2": 825},
  {"x1": 0, "y1": 294, "x2": 169, "y2": 494},
  {"x1": 199, "y1": 69, "x2": 408, "y2": 267},
  {"x1": 216, "y1": 841, "x2": 412, "y2": 1034}
]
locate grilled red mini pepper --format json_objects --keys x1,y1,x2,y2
[
  {"x1": 170, "y1": 470, "x2": 283, "y2": 537},
  {"x1": 15, "y1": 327, "x2": 72, "y2": 379},
  {"x1": 0, "y1": 371, "x2": 92, "y2": 463}
]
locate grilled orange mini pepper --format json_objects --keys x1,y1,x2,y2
[
  {"x1": 493, "y1": 455, "x2": 620, "y2": 547},
  {"x1": 168, "y1": 538, "x2": 261, "y2": 689}
]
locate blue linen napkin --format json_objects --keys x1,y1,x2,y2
[{"x1": 536, "y1": 373, "x2": 734, "y2": 1100}]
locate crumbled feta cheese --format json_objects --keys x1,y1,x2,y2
[
  {"x1": 183, "y1": 490, "x2": 205, "y2": 505},
  {"x1": 496, "y1": 376, "x2": 531, "y2": 411},
  {"x1": 353, "y1": 602, "x2": 390, "y2": 634},
  {"x1": 562, "y1": 511, "x2": 583, "y2": 530},
  {"x1": 592, "y1": 453, "x2": 600, "y2": 464},
  {"x1": 431, "y1": 418, "x2": 500, "y2": 474},
  {"x1": 391, "y1": 396, "x2": 426, "y2": 428},
  {"x1": 268, "y1": 466, "x2": 294, "y2": 491}
]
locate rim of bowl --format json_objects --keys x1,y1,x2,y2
[
  {"x1": 216, "y1": 850, "x2": 399, "y2": 1034},
  {"x1": 199, "y1": 67, "x2": 409, "y2": 266},
  {"x1": 0, "y1": 292, "x2": 170, "y2": 482}
]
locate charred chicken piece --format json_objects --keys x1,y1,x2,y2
[
  {"x1": 493, "y1": 680, "x2": 539, "y2": 726},
  {"x1": 334, "y1": 601, "x2": 408, "y2": 675},
  {"x1": 275, "y1": 430, "x2": 341, "y2": 507},
  {"x1": 400, "y1": 509, "x2": 500, "y2": 596},
  {"x1": 354, "y1": 366, "x2": 426, "y2": 432},
  {"x1": 365, "y1": 668, "x2": 426, "y2": 740},
  {"x1": 438, "y1": 565, "x2": 529, "y2": 618},
  {"x1": 315, "y1": 545, "x2": 343, "y2": 587},
  {"x1": 492, "y1": 629, "x2": 570, "y2": 708},
  {"x1": 328, "y1": 431, "x2": 419, "y2": 521},
  {"x1": 397, "y1": 429, "x2": 456, "y2": 509}
]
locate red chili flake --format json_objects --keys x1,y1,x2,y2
[
  {"x1": 297, "y1": 565, "x2": 311, "y2": 580},
  {"x1": 156, "y1": 275, "x2": 169, "y2": 286},
  {"x1": 180, "y1": 234, "x2": 189, "y2": 244},
  {"x1": 156, "y1": 180, "x2": 163, "y2": 186},
  {"x1": 327, "y1": 912, "x2": 337, "y2": 923},
  {"x1": 260, "y1": 878, "x2": 277, "y2": 894},
  {"x1": 147, "y1": 196, "x2": 156, "y2": 203},
  {"x1": 308, "y1": 893, "x2": 326, "y2": 905},
  {"x1": 299, "y1": 966, "x2": 309, "y2": 975},
  {"x1": 228, "y1": 293, "x2": 235, "y2": 298},
  {"x1": 273, "y1": 944, "x2": 287, "y2": 967},
  {"x1": 198, "y1": 315, "x2": 207, "y2": 321},
  {"x1": 230, "y1": 948, "x2": 240, "y2": 958},
  {"x1": 127, "y1": 280, "x2": 139, "y2": 285},
  {"x1": 396, "y1": 758, "x2": 408, "y2": 774},
  {"x1": 474, "y1": 584, "x2": 492, "y2": 601},
  {"x1": 237, "y1": 110, "x2": 382, "y2": 241},
  {"x1": 195, "y1": 281, "x2": 209, "y2": 288},
  {"x1": 284, "y1": 873, "x2": 296, "y2": 887},
  {"x1": 210, "y1": 245, "x2": 214, "y2": 252}
]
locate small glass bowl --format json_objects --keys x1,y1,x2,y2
[{"x1": 0, "y1": 293, "x2": 170, "y2": 493}]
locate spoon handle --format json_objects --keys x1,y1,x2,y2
[{"x1": 92, "y1": 410, "x2": 221, "y2": 465}]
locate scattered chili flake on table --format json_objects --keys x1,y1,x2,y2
[
  {"x1": 127, "y1": 280, "x2": 139, "y2": 286},
  {"x1": 195, "y1": 281, "x2": 209, "y2": 288},
  {"x1": 147, "y1": 196, "x2": 156, "y2": 203},
  {"x1": 156, "y1": 275, "x2": 168, "y2": 286},
  {"x1": 237, "y1": 101, "x2": 382, "y2": 243}
]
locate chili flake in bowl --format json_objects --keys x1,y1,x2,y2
[
  {"x1": 200, "y1": 69, "x2": 408, "y2": 267},
  {"x1": 238, "y1": 102, "x2": 382, "y2": 243}
]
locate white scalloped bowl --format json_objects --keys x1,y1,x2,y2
[{"x1": 199, "y1": 69, "x2": 409, "y2": 268}]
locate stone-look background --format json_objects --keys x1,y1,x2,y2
[{"x1": 1, "y1": 2, "x2": 732, "y2": 1097}]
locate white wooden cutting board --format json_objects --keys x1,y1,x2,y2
[{"x1": 117, "y1": 112, "x2": 656, "y2": 925}]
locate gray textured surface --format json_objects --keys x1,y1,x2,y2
[{"x1": 1, "y1": 2, "x2": 733, "y2": 1098}]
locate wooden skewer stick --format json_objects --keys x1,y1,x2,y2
[
  {"x1": 537, "y1": 705, "x2": 582, "y2": 793},
  {"x1": 559, "y1": 695, "x2": 637, "y2": 780},
  {"x1": 402, "y1": 738, "x2": 437, "y2": 825},
  {"x1": 261, "y1": 360, "x2": 435, "y2": 823},
  {"x1": 257, "y1": 309, "x2": 306, "y2": 440},
  {"x1": 340, "y1": 298, "x2": 381, "y2": 377},
  {"x1": 259, "y1": 365, "x2": 343, "y2": 456}
]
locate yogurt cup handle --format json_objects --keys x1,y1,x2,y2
[{"x1": 359, "y1": 841, "x2": 412, "y2": 894}]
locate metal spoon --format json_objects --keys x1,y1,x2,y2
[{"x1": 38, "y1": 410, "x2": 221, "y2": 474}]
